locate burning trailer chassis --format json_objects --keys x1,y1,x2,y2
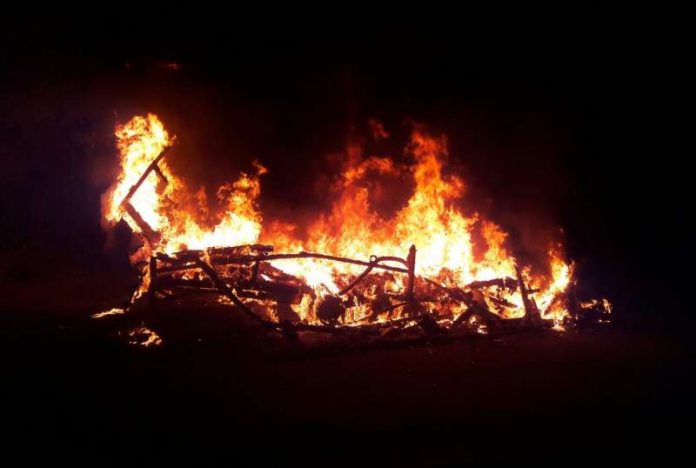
[
  {"x1": 143, "y1": 243, "x2": 549, "y2": 341},
  {"x1": 109, "y1": 142, "x2": 604, "y2": 344}
]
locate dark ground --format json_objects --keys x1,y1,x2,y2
[
  {"x1": 1, "y1": 11, "x2": 693, "y2": 465},
  {"x1": 2, "y1": 303, "x2": 694, "y2": 465}
]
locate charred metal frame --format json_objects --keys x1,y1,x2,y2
[
  {"x1": 146, "y1": 245, "x2": 419, "y2": 333},
  {"x1": 121, "y1": 145, "x2": 552, "y2": 337}
]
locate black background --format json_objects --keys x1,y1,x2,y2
[
  {"x1": 1, "y1": 10, "x2": 692, "y2": 464},
  {"x1": 2, "y1": 11, "x2": 689, "y2": 322}
]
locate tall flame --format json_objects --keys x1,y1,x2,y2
[
  {"x1": 105, "y1": 114, "x2": 173, "y2": 231},
  {"x1": 103, "y1": 114, "x2": 265, "y2": 254},
  {"x1": 104, "y1": 114, "x2": 575, "y2": 324}
]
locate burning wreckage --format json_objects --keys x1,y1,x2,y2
[{"x1": 98, "y1": 114, "x2": 611, "y2": 346}]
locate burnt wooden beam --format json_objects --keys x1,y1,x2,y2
[
  {"x1": 114, "y1": 145, "x2": 173, "y2": 247},
  {"x1": 152, "y1": 163, "x2": 168, "y2": 184},
  {"x1": 406, "y1": 245, "x2": 417, "y2": 303},
  {"x1": 336, "y1": 253, "x2": 410, "y2": 296},
  {"x1": 193, "y1": 257, "x2": 272, "y2": 328},
  {"x1": 485, "y1": 295, "x2": 518, "y2": 309},
  {"x1": 516, "y1": 265, "x2": 541, "y2": 322},
  {"x1": 453, "y1": 302, "x2": 503, "y2": 328},
  {"x1": 156, "y1": 264, "x2": 201, "y2": 274},
  {"x1": 123, "y1": 202, "x2": 160, "y2": 246},
  {"x1": 467, "y1": 277, "x2": 517, "y2": 290},
  {"x1": 229, "y1": 252, "x2": 410, "y2": 274},
  {"x1": 119, "y1": 145, "x2": 173, "y2": 207}
]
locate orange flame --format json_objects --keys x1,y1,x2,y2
[
  {"x1": 104, "y1": 114, "x2": 575, "y2": 325},
  {"x1": 103, "y1": 114, "x2": 265, "y2": 254}
]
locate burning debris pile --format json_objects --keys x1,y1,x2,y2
[{"x1": 99, "y1": 114, "x2": 610, "y2": 345}]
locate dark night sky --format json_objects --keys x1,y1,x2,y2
[{"x1": 0, "y1": 12, "x2": 689, "y2": 324}]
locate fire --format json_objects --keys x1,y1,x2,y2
[
  {"x1": 127, "y1": 325, "x2": 163, "y2": 347},
  {"x1": 103, "y1": 114, "x2": 266, "y2": 258},
  {"x1": 104, "y1": 114, "x2": 173, "y2": 230},
  {"x1": 103, "y1": 114, "x2": 582, "y2": 330},
  {"x1": 91, "y1": 307, "x2": 126, "y2": 319}
]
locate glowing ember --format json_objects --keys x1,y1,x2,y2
[
  {"x1": 102, "y1": 114, "x2": 599, "y2": 334},
  {"x1": 127, "y1": 325, "x2": 163, "y2": 347},
  {"x1": 92, "y1": 307, "x2": 126, "y2": 319},
  {"x1": 580, "y1": 298, "x2": 613, "y2": 323},
  {"x1": 103, "y1": 114, "x2": 264, "y2": 258}
]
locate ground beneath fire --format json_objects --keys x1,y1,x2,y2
[{"x1": 2, "y1": 299, "x2": 693, "y2": 464}]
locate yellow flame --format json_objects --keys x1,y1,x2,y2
[
  {"x1": 105, "y1": 114, "x2": 575, "y2": 324},
  {"x1": 104, "y1": 114, "x2": 264, "y2": 254}
]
